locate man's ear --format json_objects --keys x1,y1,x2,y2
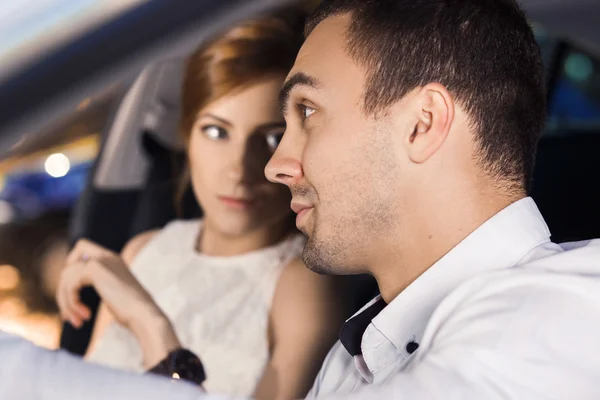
[{"x1": 403, "y1": 83, "x2": 455, "y2": 164}]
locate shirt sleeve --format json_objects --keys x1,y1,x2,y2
[
  {"x1": 0, "y1": 331, "x2": 236, "y2": 400},
  {"x1": 320, "y1": 277, "x2": 600, "y2": 400}
]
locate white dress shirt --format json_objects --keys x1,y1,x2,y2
[
  {"x1": 2, "y1": 197, "x2": 600, "y2": 400},
  {"x1": 308, "y1": 197, "x2": 600, "y2": 399}
]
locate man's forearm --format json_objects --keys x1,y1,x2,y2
[{"x1": 0, "y1": 331, "x2": 219, "y2": 400}]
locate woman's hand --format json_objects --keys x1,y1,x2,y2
[
  {"x1": 57, "y1": 239, "x2": 181, "y2": 367},
  {"x1": 57, "y1": 239, "x2": 156, "y2": 330}
]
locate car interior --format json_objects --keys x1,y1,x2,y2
[
  {"x1": 58, "y1": 51, "x2": 385, "y2": 353},
  {"x1": 60, "y1": 59, "x2": 600, "y2": 356},
  {"x1": 60, "y1": 59, "x2": 201, "y2": 353},
  {"x1": 0, "y1": 0, "x2": 596, "y2": 356}
]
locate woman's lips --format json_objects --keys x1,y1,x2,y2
[{"x1": 218, "y1": 196, "x2": 254, "y2": 210}]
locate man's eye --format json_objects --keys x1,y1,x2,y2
[
  {"x1": 266, "y1": 132, "x2": 284, "y2": 151},
  {"x1": 201, "y1": 125, "x2": 228, "y2": 140},
  {"x1": 298, "y1": 104, "x2": 316, "y2": 120}
]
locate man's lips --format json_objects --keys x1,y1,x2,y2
[
  {"x1": 291, "y1": 202, "x2": 314, "y2": 229},
  {"x1": 291, "y1": 202, "x2": 313, "y2": 214}
]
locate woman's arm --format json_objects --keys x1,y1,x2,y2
[
  {"x1": 253, "y1": 258, "x2": 349, "y2": 400},
  {"x1": 83, "y1": 230, "x2": 159, "y2": 358},
  {"x1": 57, "y1": 235, "x2": 181, "y2": 368}
]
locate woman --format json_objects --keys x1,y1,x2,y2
[{"x1": 56, "y1": 10, "x2": 348, "y2": 399}]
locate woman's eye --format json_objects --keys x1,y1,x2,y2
[
  {"x1": 299, "y1": 104, "x2": 316, "y2": 120},
  {"x1": 201, "y1": 125, "x2": 228, "y2": 140},
  {"x1": 266, "y1": 132, "x2": 284, "y2": 151}
]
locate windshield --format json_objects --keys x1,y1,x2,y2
[{"x1": 0, "y1": 0, "x2": 146, "y2": 81}]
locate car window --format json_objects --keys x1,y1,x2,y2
[
  {"x1": 547, "y1": 49, "x2": 600, "y2": 132},
  {"x1": 535, "y1": 25, "x2": 600, "y2": 134},
  {"x1": 0, "y1": 85, "x2": 115, "y2": 348},
  {"x1": 0, "y1": 134, "x2": 99, "y2": 348},
  {"x1": 0, "y1": 0, "x2": 146, "y2": 81}
]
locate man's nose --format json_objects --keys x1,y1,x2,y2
[{"x1": 265, "y1": 133, "x2": 304, "y2": 187}]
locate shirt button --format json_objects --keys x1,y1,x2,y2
[{"x1": 406, "y1": 341, "x2": 419, "y2": 354}]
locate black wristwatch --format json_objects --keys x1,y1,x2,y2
[{"x1": 148, "y1": 348, "x2": 206, "y2": 386}]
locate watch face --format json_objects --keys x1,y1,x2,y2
[{"x1": 170, "y1": 349, "x2": 206, "y2": 385}]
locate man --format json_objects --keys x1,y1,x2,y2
[
  {"x1": 2, "y1": 0, "x2": 600, "y2": 399},
  {"x1": 265, "y1": 0, "x2": 600, "y2": 398},
  {"x1": 0, "y1": 330, "x2": 207, "y2": 399}
]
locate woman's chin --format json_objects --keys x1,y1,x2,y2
[
  {"x1": 204, "y1": 206, "x2": 292, "y2": 239},
  {"x1": 207, "y1": 214, "x2": 256, "y2": 237}
]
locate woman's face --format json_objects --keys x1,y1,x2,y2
[{"x1": 188, "y1": 75, "x2": 292, "y2": 237}]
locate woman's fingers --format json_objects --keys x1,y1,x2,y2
[
  {"x1": 55, "y1": 282, "x2": 69, "y2": 322},
  {"x1": 66, "y1": 240, "x2": 90, "y2": 264},
  {"x1": 59, "y1": 240, "x2": 119, "y2": 329},
  {"x1": 61, "y1": 273, "x2": 83, "y2": 327},
  {"x1": 65, "y1": 283, "x2": 90, "y2": 321},
  {"x1": 66, "y1": 239, "x2": 112, "y2": 265},
  {"x1": 57, "y1": 261, "x2": 93, "y2": 328},
  {"x1": 75, "y1": 303, "x2": 91, "y2": 320},
  {"x1": 57, "y1": 282, "x2": 82, "y2": 328},
  {"x1": 60, "y1": 241, "x2": 146, "y2": 330}
]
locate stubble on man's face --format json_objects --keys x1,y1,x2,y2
[
  {"x1": 298, "y1": 121, "x2": 399, "y2": 276},
  {"x1": 285, "y1": 14, "x2": 403, "y2": 276}
]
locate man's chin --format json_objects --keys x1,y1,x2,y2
[
  {"x1": 302, "y1": 240, "x2": 340, "y2": 276},
  {"x1": 303, "y1": 261, "x2": 335, "y2": 275}
]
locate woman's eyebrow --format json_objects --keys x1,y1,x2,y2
[{"x1": 197, "y1": 113, "x2": 233, "y2": 127}]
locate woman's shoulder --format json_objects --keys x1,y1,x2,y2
[
  {"x1": 121, "y1": 230, "x2": 160, "y2": 265},
  {"x1": 121, "y1": 219, "x2": 201, "y2": 265},
  {"x1": 275, "y1": 232, "x2": 306, "y2": 263},
  {"x1": 278, "y1": 257, "x2": 337, "y2": 293},
  {"x1": 270, "y1": 256, "x2": 348, "y2": 346}
]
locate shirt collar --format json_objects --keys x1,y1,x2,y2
[{"x1": 340, "y1": 197, "x2": 551, "y2": 362}]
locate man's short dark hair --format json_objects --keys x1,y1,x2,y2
[{"x1": 306, "y1": 0, "x2": 546, "y2": 192}]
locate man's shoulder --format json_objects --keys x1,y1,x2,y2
[
  {"x1": 455, "y1": 238, "x2": 600, "y2": 303},
  {"x1": 430, "y1": 240, "x2": 600, "y2": 347},
  {"x1": 452, "y1": 267, "x2": 600, "y2": 318}
]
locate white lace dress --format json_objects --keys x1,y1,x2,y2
[{"x1": 87, "y1": 219, "x2": 305, "y2": 396}]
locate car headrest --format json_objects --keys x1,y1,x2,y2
[{"x1": 142, "y1": 58, "x2": 185, "y2": 152}]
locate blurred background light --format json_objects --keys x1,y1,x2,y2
[
  {"x1": 0, "y1": 200, "x2": 14, "y2": 224},
  {"x1": 0, "y1": 296, "x2": 28, "y2": 317},
  {"x1": 44, "y1": 153, "x2": 70, "y2": 178},
  {"x1": 564, "y1": 53, "x2": 594, "y2": 83},
  {"x1": 0, "y1": 264, "x2": 20, "y2": 291}
]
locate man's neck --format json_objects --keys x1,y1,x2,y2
[{"x1": 371, "y1": 189, "x2": 525, "y2": 303}]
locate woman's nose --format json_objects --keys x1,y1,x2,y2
[
  {"x1": 228, "y1": 136, "x2": 271, "y2": 184},
  {"x1": 227, "y1": 161, "x2": 244, "y2": 182}
]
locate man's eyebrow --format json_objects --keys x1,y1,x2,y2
[{"x1": 279, "y1": 72, "x2": 320, "y2": 115}]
